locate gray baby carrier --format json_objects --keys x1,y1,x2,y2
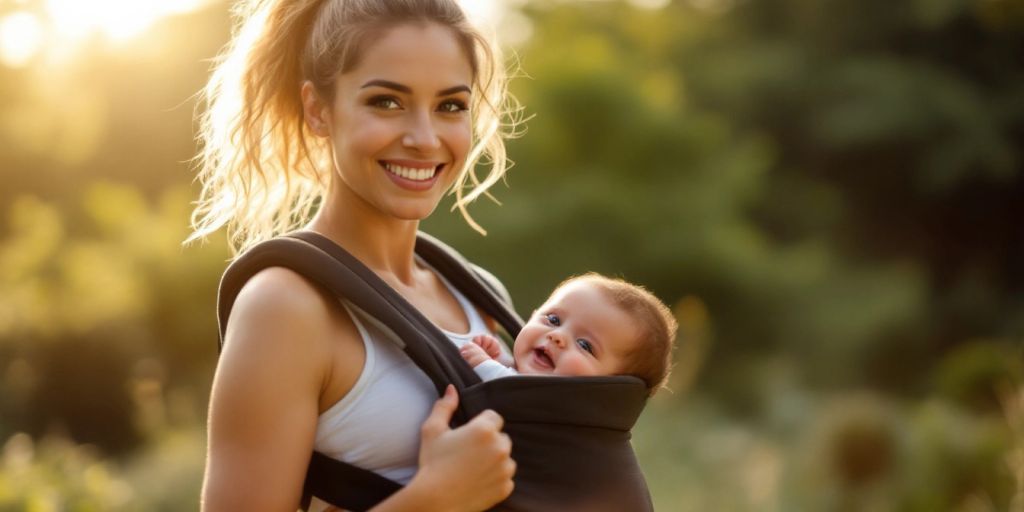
[{"x1": 216, "y1": 231, "x2": 654, "y2": 511}]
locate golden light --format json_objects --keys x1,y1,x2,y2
[
  {"x1": 456, "y1": 0, "x2": 534, "y2": 48},
  {"x1": 4, "y1": 1, "x2": 524, "y2": 69},
  {"x1": 44, "y1": 0, "x2": 211, "y2": 44},
  {"x1": 628, "y1": 0, "x2": 672, "y2": 9},
  {"x1": 458, "y1": 0, "x2": 505, "y2": 29},
  {"x1": 0, "y1": 11, "x2": 44, "y2": 68}
]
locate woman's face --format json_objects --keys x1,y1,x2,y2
[{"x1": 313, "y1": 22, "x2": 474, "y2": 222}]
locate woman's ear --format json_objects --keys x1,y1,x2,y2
[{"x1": 301, "y1": 81, "x2": 330, "y2": 137}]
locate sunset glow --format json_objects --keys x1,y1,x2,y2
[
  {"x1": 0, "y1": 11, "x2": 44, "y2": 68},
  {"x1": 44, "y1": 0, "x2": 211, "y2": 43},
  {"x1": 0, "y1": 0, "x2": 213, "y2": 68},
  {"x1": 0, "y1": 1, "x2": 520, "y2": 69}
]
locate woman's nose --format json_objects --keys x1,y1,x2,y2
[{"x1": 402, "y1": 111, "x2": 440, "y2": 151}]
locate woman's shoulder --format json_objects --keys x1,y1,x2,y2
[
  {"x1": 236, "y1": 266, "x2": 330, "y2": 311},
  {"x1": 233, "y1": 266, "x2": 330, "y2": 322},
  {"x1": 224, "y1": 266, "x2": 358, "y2": 359}
]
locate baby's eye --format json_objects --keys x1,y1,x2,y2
[
  {"x1": 545, "y1": 313, "x2": 560, "y2": 326},
  {"x1": 368, "y1": 96, "x2": 401, "y2": 110},
  {"x1": 576, "y1": 338, "x2": 594, "y2": 355},
  {"x1": 438, "y1": 99, "x2": 468, "y2": 113}
]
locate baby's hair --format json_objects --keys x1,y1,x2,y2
[
  {"x1": 558, "y1": 273, "x2": 678, "y2": 397},
  {"x1": 188, "y1": 0, "x2": 523, "y2": 255}
]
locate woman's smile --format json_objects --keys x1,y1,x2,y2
[{"x1": 379, "y1": 159, "x2": 446, "y2": 191}]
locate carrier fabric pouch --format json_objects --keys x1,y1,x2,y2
[
  {"x1": 217, "y1": 231, "x2": 654, "y2": 512},
  {"x1": 461, "y1": 376, "x2": 652, "y2": 512}
]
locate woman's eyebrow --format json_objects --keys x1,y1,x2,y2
[
  {"x1": 360, "y1": 79, "x2": 411, "y2": 93},
  {"x1": 437, "y1": 85, "x2": 471, "y2": 96},
  {"x1": 360, "y1": 79, "x2": 470, "y2": 96}
]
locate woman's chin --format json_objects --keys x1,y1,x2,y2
[{"x1": 384, "y1": 200, "x2": 443, "y2": 222}]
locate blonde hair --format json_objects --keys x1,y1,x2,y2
[
  {"x1": 559, "y1": 273, "x2": 678, "y2": 397},
  {"x1": 188, "y1": 0, "x2": 520, "y2": 255}
]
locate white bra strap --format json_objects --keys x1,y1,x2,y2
[{"x1": 342, "y1": 301, "x2": 407, "y2": 350}]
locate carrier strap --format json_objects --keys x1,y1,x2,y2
[
  {"x1": 287, "y1": 231, "x2": 508, "y2": 390},
  {"x1": 413, "y1": 232, "x2": 524, "y2": 337},
  {"x1": 218, "y1": 236, "x2": 462, "y2": 396},
  {"x1": 299, "y1": 452, "x2": 402, "y2": 512},
  {"x1": 217, "y1": 231, "x2": 525, "y2": 511}
]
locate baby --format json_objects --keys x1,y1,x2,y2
[{"x1": 460, "y1": 273, "x2": 678, "y2": 396}]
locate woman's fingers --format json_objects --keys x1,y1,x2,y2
[
  {"x1": 414, "y1": 403, "x2": 515, "y2": 511},
  {"x1": 469, "y1": 408, "x2": 505, "y2": 432},
  {"x1": 498, "y1": 432, "x2": 512, "y2": 457},
  {"x1": 420, "y1": 385, "x2": 458, "y2": 440}
]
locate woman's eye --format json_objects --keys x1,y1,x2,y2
[
  {"x1": 576, "y1": 339, "x2": 594, "y2": 355},
  {"x1": 368, "y1": 96, "x2": 401, "y2": 110},
  {"x1": 545, "y1": 313, "x2": 560, "y2": 326},
  {"x1": 438, "y1": 99, "x2": 468, "y2": 113}
]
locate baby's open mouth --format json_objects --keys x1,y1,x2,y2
[
  {"x1": 533, "y1": 348, "x2": 554, "y2": 369},
  {"x1": 380, "y1": 161, "x2": 443, "y2": 182}
]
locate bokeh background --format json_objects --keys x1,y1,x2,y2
[{"x1": 1, "y1": 0, "x2": 1023, "y2": 510}]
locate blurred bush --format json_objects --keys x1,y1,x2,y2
[
  {"x1": 935, "y1": 340, "x2": 1024, "y2": 414},
  {"x1": 0, "y1": 185, "x2": 227, "y2": 453}
]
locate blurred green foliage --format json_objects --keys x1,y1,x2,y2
[{"x1": 1, "y1": 0, "x2": 1022, "y2": 510}]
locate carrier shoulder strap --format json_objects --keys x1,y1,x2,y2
[
  {"x1": 413, "y1": 231, "x2": 523, "y2": 337},
  {"x1": 217, "y1": 231, "x2": 523, "y2": 511},
  {"x1": 217, "y1": 235, "x2": 470, "y2": 393},
  {"x1": 284, "y1": 231, "x2": 485, "y2": 391}
]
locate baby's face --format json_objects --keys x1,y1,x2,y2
[{"x1": 513, "y1": 280, "x2": 639, "y2": 377}]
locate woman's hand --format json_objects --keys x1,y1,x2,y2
[{"x1": 408, "y1": 385, "x2": 515, "y2": 512}]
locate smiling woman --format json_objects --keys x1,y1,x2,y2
[{"x1": 192, "y1": 1, "x2": 525, "y2": 511}]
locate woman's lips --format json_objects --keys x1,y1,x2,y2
[{"x1": 379, "y1": 160, "x2": 445, "y2": 191}]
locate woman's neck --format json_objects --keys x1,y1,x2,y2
[{"x1": 307, "y1": 185, "x2": 422, "y2": 285}]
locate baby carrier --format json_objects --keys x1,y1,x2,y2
[{"x1": 217, "y1": 231, "x2": 654, "y2": 512}]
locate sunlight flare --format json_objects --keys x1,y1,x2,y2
[
  {"x1": 42, "y1": 0, "x2": 212, "y2": 45},
  {"x1": 0, "y1": 11, "x2": 44, "y2": 68}
]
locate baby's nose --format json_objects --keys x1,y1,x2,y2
[{"x1": 548, "y1": 332, "x2": 568, "y2": 348}]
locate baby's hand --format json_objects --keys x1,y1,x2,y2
[
  {"x1": 460, "y1": 342, "x2": 493, "y2": 367},
  {"x1": 472, "y1": 335, "x2": 504, "y2": 359}
]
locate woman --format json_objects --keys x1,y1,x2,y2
[{"x1": 190, "y1": 1, "x2": 520, "y2": 510}]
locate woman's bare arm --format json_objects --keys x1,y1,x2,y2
[{"x1": 202, "y1": 267, "x2": 343, "y2": 511}]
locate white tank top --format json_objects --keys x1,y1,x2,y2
[{"x1": 308, "y1": 263, "x2": 511, "y2": 512}]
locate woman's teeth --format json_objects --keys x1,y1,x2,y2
[{"x1": 384, "y1": 163, "x2": 437, "y2": 181}]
